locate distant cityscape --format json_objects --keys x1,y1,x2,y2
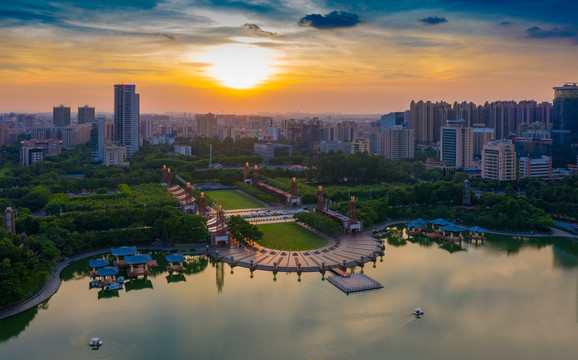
[{"x1": 2, "y1": 82, "x2": 578, "y2": 180}]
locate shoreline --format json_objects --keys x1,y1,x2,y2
[
  {"x1": 2, "y1": 223, "x2": 576, "y2": 320},
  {"x1": 0, "y1": 244, "x2": 206, "y2": 320}
]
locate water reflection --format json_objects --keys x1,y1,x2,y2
[
  {"x1": 1, "y1": 232, "x2": 578, "y2": 357},
  {"x1": 0, "y1": 307, "x2": 38, "y2": 342}
]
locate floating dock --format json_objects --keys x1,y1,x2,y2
[{"x1": 327, "y1": 273, "x2": 383, "y2": 294}]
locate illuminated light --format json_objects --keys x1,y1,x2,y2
[{"x1": 198, "y1": 44, "x2": 278, "y2": 89}]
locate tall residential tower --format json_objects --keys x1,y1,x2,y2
[
  {"x1": 114, "y1": 84, "x2": 140, "y2": 158},
  {"x1": 552, "y1": 83, "x2": 578, "y2": 167}
]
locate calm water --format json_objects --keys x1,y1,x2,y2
[{"x1": 1, "y1": 229, "x2": 577, "y2": 360}]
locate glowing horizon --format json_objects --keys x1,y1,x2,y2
[{"x1": 0, "y1": 1, "x2": 576, "y2": 113}]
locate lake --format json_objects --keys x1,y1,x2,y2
[{"x1": 1, "y1": 228, "x2": 577, "y2": 359}]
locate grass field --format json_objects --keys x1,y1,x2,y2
[
  {"x1": 256, "y1": 223, "x2": 327, "y2": 251},
  {"x1": 207, "y1": 190, "x2": 263, "y2": 210}
]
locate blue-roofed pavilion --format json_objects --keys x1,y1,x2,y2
[
  {"x1": 97, "y1": 267, "x2": 119, "y2": 277},
  {"x1": 166, "y1": 254, "x2": 186, "y2": 273},
  {"x1": 441, "y1": 224, "x2": 466, "y2": 232},
  {"x1": 89, "y1": 258, "x2": 109, "y2": 268},
  {"x1": 89, "y1": 258, "x2": 111, "y2": 278},
  {"x1": 429, "y1": 219, "x2": 454, "y2": 226},
  {"x1": 111, "y1": 246, "x2": 138, "y2": 267},
  {"x1": 125, "y1": 254, "x2": 157, "y2": 277},
  {"x1": 469, "y1": 226, "x2": 487, "y2": 233},
  {"x1": 125, "y1": 254, "x2": 153, "y2": 264},
  {"x1": 111, "y1": 246, "x2": 137, "y2": 256},
  {"x1": 440, "y1": 224, "x2": 467, "y2": 241}
]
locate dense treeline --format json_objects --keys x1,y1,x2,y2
[
  {"x1": 0, "y1": 230, "x2": 58, "y2": 306},
  {"x1": 227, "y1": 216, "x2": 263, "y2": 245},
  {"x1": 234, "y1": 182, "x2": 278, "y2": 204},
  {"x1": 44, "y1": 184, "x2": 178, "y2": 215},
  {"x1": 294, "y1": 211, "x2": 342, "y2": 235}
]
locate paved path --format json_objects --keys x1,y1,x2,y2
[{"x1": 0, "y1": 244, "x2": 206, "y2": 320}]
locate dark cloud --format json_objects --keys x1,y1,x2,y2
[
  {"x1": 155, "y1": 33, "x2": 178, "y2": 40},
  {"x1": 525, "y1": 26, "x2": 576, "y2": 39},
  {"x1": 243, "y1": 23, "x2": 278, "y2": 37},
  {"x1": 499, "y1": 21, "x2": 512, "y2": 26},
  {"x1": 418, "y1": 16, "x2": 448, "y2": 25},
  {"x1": 298, "y1": 11, "x2": 362, "y2": 30}
]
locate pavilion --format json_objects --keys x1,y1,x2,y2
[
  {"x1": 89, "y1": 258, "x2": 109, "y2": 278},
  {"x1": 93, "y1": 266, "x2": 119, "y2": 287},
  {"x1": 440, "y1": 224, "x2": 467, "y2": 241},
  {"x1": 165, "y1": 254, "x2": 187, "y2": 273},
  {"x1": 125, "y1": 253, "x2": 155, "y2": 277},
  {"x1": 468, "y1": 226, "x2": 488, "y2": 241},
  {"x1": 405, "y1": 220, "x2": 427, "y2": 236},
  {"x1": 111, "y1": 246, "x2": 138, "y2": 267}
]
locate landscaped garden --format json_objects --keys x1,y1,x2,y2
[{"x1": 256, "y1": 222, "x2": 327, "y2": 251}]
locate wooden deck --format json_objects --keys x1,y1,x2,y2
[
  {"x1": 126, "y1": 267, "x2": 151, "y2": 277},
  {"x1": 327, "y1": 273, "x2": 383, "y2": 294},
  {"x1": 165, "y1": 264, "x2": 186, "y2": 272},
  {"x1": 330, "y1": 267, "x2": 350, "y2": 277}
]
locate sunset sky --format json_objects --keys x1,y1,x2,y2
[{"x1": 1, "y1": 0, "x2": 577, "y2": 113}]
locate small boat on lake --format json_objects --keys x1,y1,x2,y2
[
  {"x1": 105, "y1": 282, "x2": 123, "y2": 291},
  {"x1": 413, "y1": 308, "x2": 424, "y2": 317},
  {"x1": 117, "y1": 276, "x2": 125, "y2": 284},
  {"x1": 89, "y1": 338, "x2": 103, "y2": 347}
]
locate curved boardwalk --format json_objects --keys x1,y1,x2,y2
[{"x1": 213, "y1": 233, "x2": 385, "y2": 273}]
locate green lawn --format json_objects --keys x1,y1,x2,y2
[
  {"x1": 256, "y1": 223, "x2": 327, "y2": 251},
  {"x1": 207, "y1": 190, "x2": 263, "y2": 210}
]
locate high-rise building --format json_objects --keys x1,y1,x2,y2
[
  {"x1": 196, "y1": 113, "x2": 216, "y2": 137},
  {"x1": 0, "y1": 124, "x2": 11, "y2": 146},
  {"x1": 351, "y1": 137, "x2": 370, "y2": 154},
  {"x1": 359, "y1": 129, "x2": 380, "y2": 155},
  {"x1": 472, "y1": 126, "x2": 494, "y2": 159},
  {"x1": 114, "y1": 84, "x2": 140, "y2": 158},
  {"x1": 519, "y1": 156, "x2": 552, "y2": 179},
  {"x1": 91, "y1": 117, "x2": 106, "y2": 162},
  {"x1": 381, "y1": 128, "x2": 415, "y2": 160},
  {"x1": 53, "y1": 105, "x2": 70, "y2": 127},
  {"x1": 481, "y1": 139, "x2": 516, "y2": 181},
  {"x1": 440, "y1": 120, "x2": 474, "y2": 170},
  {"x1": 337, "y1": 121, "x2": 356, "y2": 142},
  {"x1": 552, "y1": 83, "x2": 578, "y2": 167},
  {"x1": 78, "y1": 105, "x2": 95, "y2": 125},
  {"x1": 104, "y1": 143, "x2": 129, "y2": 166},
  {"x1": 410, "y1": 100, "x2": 434, "y2": 145}
]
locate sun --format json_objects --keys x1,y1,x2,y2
[{"x1": 199, "y1": 44, "x2": 278, "y2": 89}]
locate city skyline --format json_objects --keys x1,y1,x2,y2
[{"x1": 1, "y1": 1, "x2": 577, "y2": 113}]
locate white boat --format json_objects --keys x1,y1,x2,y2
[
  {"x1": 413, "y1": 307, "x2": 424, "y2": 316},
  {"x1": 105, "y1": 282, "x2": 123, "y2": 291},
  {"x1": 89, "y1": 338, "x2": 103, "y2": 347},
  {"x1": 117, "y1": 276, "x2": 125, "y2": 284}
]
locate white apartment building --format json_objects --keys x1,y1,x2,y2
[{"x1": 481, "y1": 139, "x2": 516, "y2": 180}]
